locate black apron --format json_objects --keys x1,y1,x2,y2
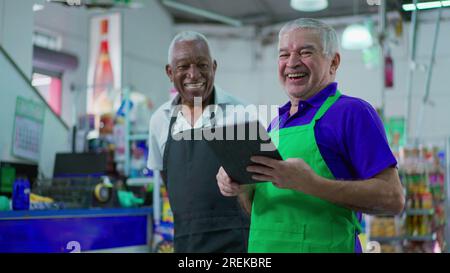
[{"x1": 162, "y1": 102, "x2": 249, "y2": 253}]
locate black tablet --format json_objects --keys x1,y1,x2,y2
[{"x1": 202, "y1": 120, "x2": 283, "y2": 184}]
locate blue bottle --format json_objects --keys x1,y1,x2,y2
[{"x1": 12, "y1": 178, "x2": 30, "y2": 210}]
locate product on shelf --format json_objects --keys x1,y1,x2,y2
[
  {"x1": 404, "y1": 174, "x2": 433, "y2": 210},
  {"x1": 370, "y1": 217, "x2": 398, "y2": 238},
  {"x1": 369, "y1": 145, "x2": 447, "y2": 253},
  {"x1": 152, "y1": 184, "x2": 174, "y2": 253},
  {"x1": 405, "y1": 215, "x2": 432, "y2": 236},
  {"x1": 399, "y1": 146, "x2": 446, "y2": 253},
  {"x1": 368, "y1": 216, "x2": 402, "y2": 253},
  {"x1": 129, "y1": 140, "x2": 149, "y2": 178},
  {"x1": 380, "y1": 244, "x2": 397, "y2": 253}
]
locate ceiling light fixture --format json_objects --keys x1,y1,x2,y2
[
  {"x1": 341, "y1": 24, "x2": 373, "y2": 50},
  {"x1": 290, "y1": 0, "x2": 328, "y2": 12},
  {"x1": 33, "y1": 4, "x2": 44, "y2": 12},
  {"x1": 402, "y1": 1, "x2": 449, "y2": 11}
]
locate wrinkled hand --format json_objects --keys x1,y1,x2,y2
[
  {"x1": 217, "y1": 167, "x2": 249, "y2": 197},
  {"x1": 247, "y1": 156, "x2": 318, "y2": 193}
]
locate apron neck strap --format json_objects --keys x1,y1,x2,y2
[{"x1": 312, "y1": 89, "x2": 341, "y2": 123}]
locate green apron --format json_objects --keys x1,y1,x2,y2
[{"x1": 248, "y1": 90, "x2": 361, "y2": 253}]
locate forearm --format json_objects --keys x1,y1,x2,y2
[
  {"x1": 305, "y1": 168, "x2": 405, "y2": 215},
  {"x1": 237, "y1": 186, "x2": 255, "y2": 216}
]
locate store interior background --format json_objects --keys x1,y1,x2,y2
[{"x1": 0, "y1": 0, "x2": 449, "y2": 253}]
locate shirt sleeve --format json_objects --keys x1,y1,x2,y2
[
  {"x1": 147, "y1": 113, "x2": 164, "y2": 171},
  {"x1": 341, "y1": 99, "x2": 398, "y2": 179}
]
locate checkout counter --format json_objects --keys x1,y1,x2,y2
[
  {"x1": 0, "y1": 153, "x2": 154, "y2": 253},
  {"x1": 0, "y1": 207, "x2": 153, "y2": 253}
]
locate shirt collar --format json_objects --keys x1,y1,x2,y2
[
  {"x1": 278, "y1": 82, "x2": 338, "y2": 115},
  {"x1": 162, "y1": 85, "x2": 233, "y2": 112},
  {"x1": 307, "y1": 82, "x2": 338, "y2": 108}
]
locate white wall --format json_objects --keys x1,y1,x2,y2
[
  {"x1": 177, "y1": 10, "x2": 450, "y2": 145},
  {"x1": 122, "y1": 1, "x2": 175, "y2": 109},
  {"x1": 0, "y1": 0, "x2": 34, "y2": 78}
]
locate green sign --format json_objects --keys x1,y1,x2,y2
[{"x1": 385, "y1": 117, "x2": 405, "y2": 148}]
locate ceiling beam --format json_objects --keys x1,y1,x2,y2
[{"x1": 161, "y1": 0, "x2": 243, "y2": 27}]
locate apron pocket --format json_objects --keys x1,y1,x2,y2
[
  {"x1": 300, "y1": 242, "x2": 332, "y2": 253},
  {"x1": 248, "y1": 222, "x2": 305, "y2": 253},
  {"x1": 330, "y1": 221, "x2": 356, "y2": 253}
]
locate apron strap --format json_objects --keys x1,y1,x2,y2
[
  {"x1": 312, "y1": 89, "x2": 341, "y2": 123},
  {"x1": 161, "y1": 90, "x2": 218, "y2": 177},
  {"x1": 310, "y1": 89, "x2": 363, "y2": 234},
  {"x1": 162, "y1": 105, "x2": 181, "y2": 177}
]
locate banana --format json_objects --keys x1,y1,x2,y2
[{"x1": 30, "y1": 193, "x2": 54, "y2": 203}]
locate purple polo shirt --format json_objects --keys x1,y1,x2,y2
[{"x1": 268, "y1": 82, "x2": 397, "y2": 253}]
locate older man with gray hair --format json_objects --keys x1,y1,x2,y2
[
  {"x1": 217, "y1": 18, "x2": 404, "y2": 253},
  {"x1": 148, "y1": 31, "x2": 249, "y2": 253}
]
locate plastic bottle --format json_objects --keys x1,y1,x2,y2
[
  {"x1": 420, "y1": 216, "x2": 428, "y2": 236},
  {"x1": 406, "y1": 216, "x2": 413, "y2": 235},
  {"x1": 412, "y1": 216, "x2": 419, "y2": 236},
  {"x1": 422, "y1": 190, "x2": 433, "y2": 209},
  {"x1": 12, "y1": 178, "x2": 30, "y2": 210}
]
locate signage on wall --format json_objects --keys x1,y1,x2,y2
[
  {"x1": 12, "y1": 97, "x2": 45, "y2": 162},
  {"x1": 385, "y1": 117, "x2": 405, "y2": 148},
  {"x1": 86, "y1": 13, "x2": 122, "y2": 117}
]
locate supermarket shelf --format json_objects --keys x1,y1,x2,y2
[
  {"x1": 405, "y1": 233, "x2": 436, "y2": 241},
  {"x1": 369, "y1": 236, "x2": 404, "y2": 243},
  {"x1": 370, "y1": 233, "x2": 437, "y2": 243},
  {"x1": 405, "y1": 209, "x2": 434, "y2": 215},
  {"x1": 126, "y1": 177, "x2": 153, "y2": 186},
  {"x1": 129, "y1": 134, "x2": 149, "y2": 141}
]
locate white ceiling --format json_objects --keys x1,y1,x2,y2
[{"x1": 159, "y1": 0, "x2": 405, "y2": 27}]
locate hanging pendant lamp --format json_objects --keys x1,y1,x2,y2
[{"x1": 290, "y1": 0, "x2": 328, "y2": 12}]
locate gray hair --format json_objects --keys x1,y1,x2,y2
[
  {"x1": 278, "y1": 18, "x2": 339, "y2": 58},
  {"x1": 167, "y1": 31, "x2": 212, "y2": 64}
]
